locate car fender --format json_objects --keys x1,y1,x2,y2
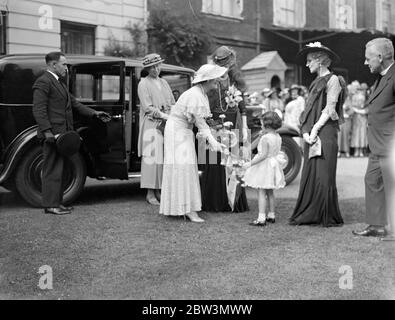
[
  {"x1": 0, "y1": 126, "x2": 39, "y2": 184},
  {"x1": 250, "y1": 124, "x2": 300, "y2": 150}
]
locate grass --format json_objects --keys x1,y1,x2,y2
[{"x1": 0, "y1": 181, "x2": 394, "y2": 300}]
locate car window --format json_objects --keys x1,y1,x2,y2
[
  {"x1": 75, "y1": 73, "x2": 121, "y2": 102},
  {"x1": 160, "y1": 72, "x2": 191, "y2": 101},
  {"x1": 72, "y1": 63, "x2": 124, "y2": 103}
]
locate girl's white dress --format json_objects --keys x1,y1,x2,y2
[{"x1": 243, "y1": 132, "x2": 286, "y2": 189}]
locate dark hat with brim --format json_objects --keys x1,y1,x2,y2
[
  {"x1": 56, "y1": 131, "x2": 81, "y2": 157},
  {"x1": 212, "y1": 46, "x2": 236, "y2": 67},
  {"x1": 296, "y1": 42, "x2": 340, "y2": 65}
]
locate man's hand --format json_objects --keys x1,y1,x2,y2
[
  {"x1": 94, "y1": 111, "x2": 111, "y2": 123},
  {"x1": 44, "y1": 131, "x2": 55, "y2": 144}
]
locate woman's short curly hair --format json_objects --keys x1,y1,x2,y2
[{"x1": 261, "y1": 111, "x2": 282, "y2": 130}]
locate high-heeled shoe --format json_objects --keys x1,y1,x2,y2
[
  {"x1": 146, "y1": 197, "x2": 160, "y2": 205},
  {"x1": 185, "y1": 212, "x2": 205, "y2": 223},
  {"x1": 249, "y1": 220, "x2": 266, "y2": 226}
]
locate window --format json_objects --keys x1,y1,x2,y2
[
  {"x1": 376, "y1": 0, "x2": 391, "y2": 32},
  {"x1": 202, "y1": 0, "x2": 243, "y2": 18},
  {"x1": 0, "y1": 11, "x2": 6, "y2": 55},
  {"x1": 329, "y1": 0, "x2": 357, "y2": 30},
  {"x1": 273, "y1": 0, "x2": 306, "y2": 28},
  {"x1": 61, "y1": 21, "x2": 95, "y2": 54}
]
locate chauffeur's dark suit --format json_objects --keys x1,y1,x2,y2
[
  {"x1": 365, "y1": 63, "x2": 395, "y2": 226},
  {"x1": 32, "y1": 71, "x2": 96, "y2": 208}
]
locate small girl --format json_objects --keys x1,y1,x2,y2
[{"x1": 242, "y1": 111, "x2": 286, "y2": 226}]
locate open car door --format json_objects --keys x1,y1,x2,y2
[{"x1": 69, "y1": 61, "x2": 129, "y2": 179}]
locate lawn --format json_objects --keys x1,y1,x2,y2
[{"x1": 0, "y1": 183, "x2": 394, "y2": 300}]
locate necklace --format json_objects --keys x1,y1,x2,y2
[{"x1": 219, "y1": 86, "x2": 228, "y2": 113}]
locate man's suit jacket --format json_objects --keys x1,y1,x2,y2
[
  {"x1": 32, "y1": 71, "x2": 96, "y2": 140},
  {"x1": 366, "y1": 64, "x2": 395, "y2": 157}
]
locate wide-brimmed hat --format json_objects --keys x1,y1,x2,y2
[
  {"x1": 290, "y1": 84, "x2": 301, "y2": 91},
  {"x1": 192, "y1": 64, "x2": 228, "y2": 84},
  {"x1": 56, "y1": 131, "x2": 81, "y2": 157},
  {"x1": 211, "y1": 46, "x2": 236, "y2": 67},
  {"x1": 142, "y1": 53, "x2": 164, "y2": 68},
  {"x1": 296, "y1": 42, "x2": 340, "y2": 65},
  {"x1": 262, "y1": 88, "x2": 274, "y2": 97}
]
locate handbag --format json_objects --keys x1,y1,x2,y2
[{"x1": 309, "y1": 137, "x2": 322, "y2": 159}]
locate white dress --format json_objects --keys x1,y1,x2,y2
[
  {"x1": 243, "y1": 132, "x2": 286, "y2": 190},
  {"x1": 160, "y1": 85, "x2": 213, "y2": 216}
]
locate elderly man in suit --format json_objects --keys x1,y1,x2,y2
[
  {"x1": 353, "y1": 38, "x2": 395, "y2": 237},
  {"x1": 33, "y1": 51, "x2": 110, "y2": 215}
]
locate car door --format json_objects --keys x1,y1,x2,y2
[{"x1": 69, "y1": 61, "x2": 129, "y2": 179}]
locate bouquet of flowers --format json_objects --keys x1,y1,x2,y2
[{"x1": 225, "y1": 84, "x2": 243, "y2": 109}]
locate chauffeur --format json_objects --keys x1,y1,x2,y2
[{"x1": 32, "y1": 51, "x2": 111, "y2": 215}]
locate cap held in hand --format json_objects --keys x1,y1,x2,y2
[{"x1": 56, "y1": 131, "x2": 81, "y2": 157}]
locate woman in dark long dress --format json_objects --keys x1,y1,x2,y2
[
  {"x1": 201, "y1": 46, "x2": 249, "y2": 212},
  {"x1": 289, "y1": 43, "x2": 345, "y2": 227}
]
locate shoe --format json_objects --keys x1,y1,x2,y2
[
  {"x1": 44, "y1": 207, "x2": 71, "y2": 215},
  {"x1": 352, "y1": 226, "x2": 387, "y2": 237},
  {"x1": 60, "y1": 204, "x2": 73, "y2": 211},
  {"x1": 381, "y1": 234, "x2": 395, "y2": 241},
  {"x1": 185, "y1": 212, "x2": 205, "y2": 223},
  {"x1": 267, "y1": 212, "x2": 275, "y2": 223},
  {"x1": 249, "y1": 220, "x2": 266, "y2": 226},
  {"x1": 146, "y1": 197, "x2": 160, "y2": 206}
]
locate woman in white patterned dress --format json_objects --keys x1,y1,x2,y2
[{"x1": 160, "y1": 64, "x2": 227, "y2": 222}]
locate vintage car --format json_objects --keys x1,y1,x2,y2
[{"x1": 0, "y1": 54, "x2": 301, "y2": 207}]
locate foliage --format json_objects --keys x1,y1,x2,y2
[
  {"x1": 147, "y1": 7, "x2": 213, "y2": 69},
  {"x1": 103, "y1": 23, "x2": 146, "y2": 58}
]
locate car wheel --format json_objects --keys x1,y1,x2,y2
[
  {"x1": 281, "y1": 136, "x2": 302, "y2": 185},
  {"x1": 15, "y1": 145, "x2": 87, "y2": 207}
]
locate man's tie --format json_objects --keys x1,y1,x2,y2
[
  {"x1": 374, "y1": 74, "x2": 383, "y2": 91},
  {"x1": 58, "y1": 79, "x2": 68, "y2": 96}
]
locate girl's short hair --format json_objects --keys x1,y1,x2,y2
[{"x1": 261, "y1": 111, "x2": 282, "y2": 130}]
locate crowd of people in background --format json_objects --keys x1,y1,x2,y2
[{"x1": 245, "y1": 79, "x2": 371, "y2": 157}]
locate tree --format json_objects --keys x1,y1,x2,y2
[
  {"x1": 147, "y1": 7, "x2": 213, "y2": 69},
  {"x1": 103, "y1": 23, "x2": 147, "y2": 58}
]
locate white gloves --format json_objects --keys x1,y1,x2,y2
[
  {"x1": 207, "y1": 134, "x2": 226, "y2": 152},
  {"x1": 309, "y1": 113, "x2": 330, "y2": 143}
]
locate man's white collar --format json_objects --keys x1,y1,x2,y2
[
  {"x1": 380, "y1": 62, "x2": 394, "y2": 76},
  {"x1": 47, "y1": 70, "x2": 59, "y2": 81}
]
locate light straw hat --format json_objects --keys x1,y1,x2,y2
[
  {"x1": 192, "y1": 64, "x2": 228, "y2": 84},
  {"x1": 142, "y1": 53, "x2": 164, "y2": 68}
]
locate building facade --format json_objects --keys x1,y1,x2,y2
[
  {"x1": 148, "y1": 0, "x2": 395, "y2": 87},
  {"x1": 0, "y1": 0, "x2": 146, "y2": 55}
]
